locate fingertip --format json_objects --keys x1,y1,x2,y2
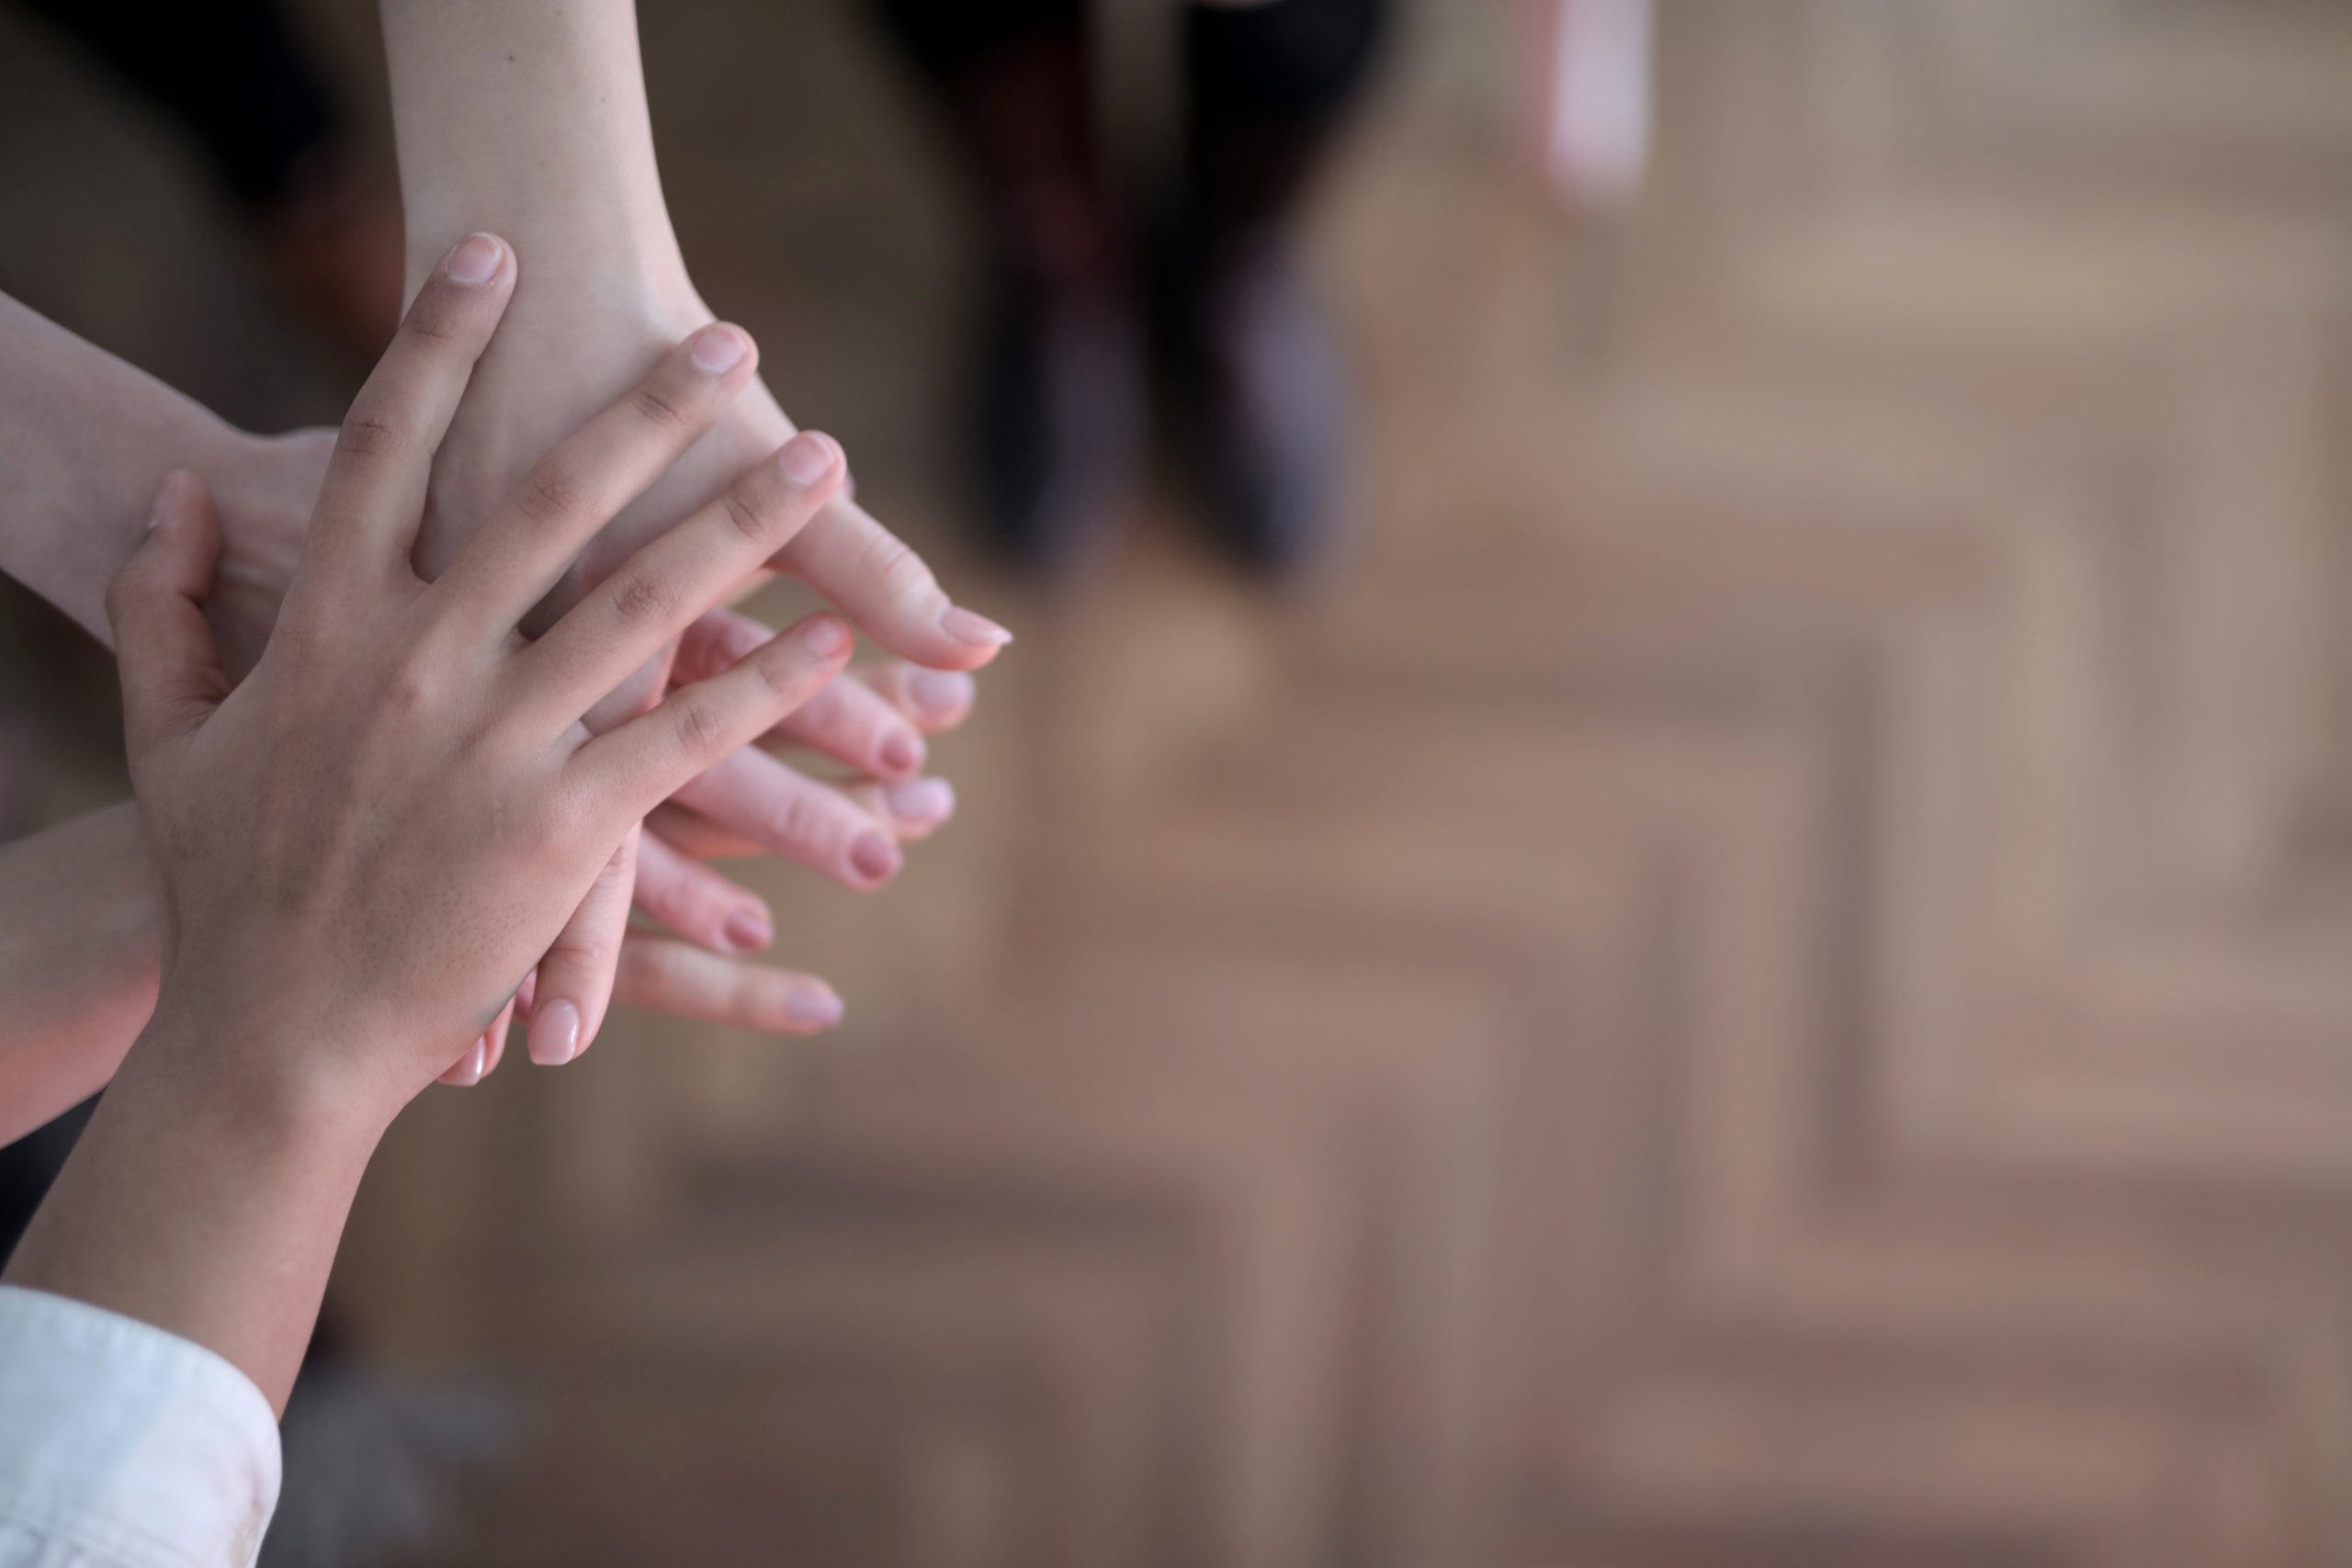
[
  {"x1": 441, "y1": 231, "x2": 508, "y2": 286},
  {"x1": 528, "y1": 998, "x2": 582, "y2": 1066},
  {"x1": 797, "y1": 613, "x2": 853, "y2": 660},
  {"x1": 784, "y1": 986, "x2": 844, "y2": 1032},
  {"x1": 777, "y1": 430, "x2": 842, "y2": 489},
  {"x1": 686, "y1": 321, "x2": 755, "y2": 378}
]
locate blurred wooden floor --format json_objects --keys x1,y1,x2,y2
[{"x1": 11, "y1": 1, "x2": 2352, "y2": 1564}]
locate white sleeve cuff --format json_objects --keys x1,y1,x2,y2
[{"x1": 0, "y1": 1284, "x2": 279, "y2": 1568}]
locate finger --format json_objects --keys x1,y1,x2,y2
[
  {"x1": 769, "y1": 491, "x2": 1012, "y2": 671},
  {"x1": 569, "y1": 611, "x2": 855, "y2": 829},
  {"x1": 645, "y1": 803, "x2": 765, "y2": 863},
  {"x1": 842, "y1": 776, "x2": 957, "y2": 842},
  {"x1": 107, "y1": 471, "x2": 232, "y2": 768},
  {"x1": 517, "y1": 433, "x2": 847, "y2": 728},
  {"x1": 613, "y1": 937, "x2": 843, "y2": 1034},
  {"x1": 679, "y1": 610, "x2": 930, "y2": 779},
  {"x1": 306, "y1": 233, "x2": 514, "y2": 581},
  {"x1": 850, "y1": 663, "x2": 978, "y2": 734},
  {"x1": 484, "y1": 997, "x2": 514, "y2": 1077},
  {"x1": 526, "y1": 825, "x2": 639, "y2": 1066},
  {"x1": 770, "y1": 669, "x2": 927, "y2": 778},
  {"x1": 634, "y1": 829, "x2": 774, "y2": 953},
  {"x1": 428, "y1": 323, "x2": 759, "y2": 626},
  {"x1": 667, "y1": 742, "x2": 903, "y2": 891},
  {"x1": 439, "y1": 995, "x2": 515, "y2": 1088}
]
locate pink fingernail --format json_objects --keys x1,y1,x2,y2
[
  {"x1": 886, "y1": 778, "x2": 956, "y2": 824},
  {"x1": 800, "y1": 616, "x2": 852, "y2": 658},
  {"x1": 878, "y1": 730, "x2": 924, "y2": 774},
  {"x1": 938, "y1": 606, "x2": 1012, "y2": 649},
  {"x1": 779, "y1": 432, "x2": 839, "y2": 486},
  {"x1": 147, "y1": 470, "x2": 189, "y2": 531},
  {"x1": 448, "y1": 1038, "x2": 488, "y2": 1087},
  {"x1": 785, "y1": 988, "x2": 844, "y2": 1029},
  {"x1": 907, "y1": 669, "x2": 975, "y2": 715},
  {"x1": 528, "y1": 999, "x2": 581, "y2": 1066},
  {"x1": 444, "y1": 233, "x2": 503, "y2": 285},
  {"x1": 849, "y1": 830, "x2": 901, "y2": 883},
  {"x1": 688, "y1": 323, "x2": 748, "y2": 375},
  {"x1": 723, "y1": 908, "x2": 773, "y2": 953}
]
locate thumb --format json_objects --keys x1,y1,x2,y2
[{"x1": 106, "y1": 470, "x2": 231, "y2": 765}]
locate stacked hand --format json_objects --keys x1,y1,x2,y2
[
  {"x1": 188, "y1": 245, "x2": 997, "y2": 1078},
  {"x1": 113, "y1": 231, "x2": 898, "y2": 1115}
]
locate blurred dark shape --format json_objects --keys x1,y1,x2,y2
[
  {"x1": 868, "y1": 0, "x2": 1388, "y2": 577},
  {"x1": 15, "y1": 0, "x2": 401, "y2": 359}
]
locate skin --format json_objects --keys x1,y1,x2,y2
[
  {"x1": 0, "y1": 637, "x2": 978, "y2": 1132},
  {"x1": 0, "y1": 289, "x2": 983, "y2": 1058},
  {"x1": 379, "y1": 0, "x2": 1014, "y2": 1062},
  {"x1": 5, "y1": 233, "x2": 876, "y2": 1413}
]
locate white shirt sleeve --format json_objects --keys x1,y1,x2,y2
[{"x1": 0, "y1": 1285, "x2": 278, "y2": 1568}]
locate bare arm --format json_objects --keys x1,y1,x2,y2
[{"x1": 0, "y1": 296, "x2": 266, "y2": 648}]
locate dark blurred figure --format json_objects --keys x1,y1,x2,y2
[
  {"x1": 16, "y1": 0, "x2": 401, "y2": 357},
  {"x1": 870, "y1": 0, "x2": 1389, "y2": 577}
]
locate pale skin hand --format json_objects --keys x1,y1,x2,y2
[
  {"x1": 379, "y1": 3, "x2": 1011, "y2": 1063},
  {"x1": 380, "y1": 2, "x2": 1011, "y2": 671},
  {"x1": 4, "y1": 234, "x2": 866, "y2": 1412}
]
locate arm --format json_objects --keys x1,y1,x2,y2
[
  {"x1": 0, "y1": 295, "x2": 287, "y2": 653},
  {"x1": 0, "y1": 807, "x2": 159, "y2": 1145},
  {"x1": 0, "y1": 291, "x2": 323, "y2": 681}
]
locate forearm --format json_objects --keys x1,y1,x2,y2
[
  {"x1": 0, "y1": 295, "x2": 249, "y2": 645},
  {"x1": 383, "y1": 0, "x2": 690, "y2": 299},
  {"x1": 0, "y1": 806, "x2": 164, "y2": 1144},
  {"x1": 2, "y1": 1008, "x2": 389, "y2": 1416}
]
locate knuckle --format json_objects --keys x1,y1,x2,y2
[
  {"x1": 629, "y1": 380, "x2": 692, "y2": 432},
  {"x1": 400, "y1": 291, "x2": 467, "y2": 343},
  {"x1": 608, "y1": 564, "x2": 680, "y2": 627},
  {"x1": 515, "y1": 465, "x2": 585, "y2": 526},
  {"x1": 854, "y1": 531, "x2": 939, "y2": 604},
  {"x1": 336, "y1": 412, "x2": 402, "y2": 461},
  {"x1": 672, "y1": 693, "x2": 731, "y2": 758},
  {"x1": 720, "y1": 485, "x2": 776, "y2": 546},
  {"x1": 763, "y1": 791, "x2": 837, "y2": 856}
]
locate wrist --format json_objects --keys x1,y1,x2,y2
[{"x1": 123, "y1": 990, "x2": 405, "y2": 1157}]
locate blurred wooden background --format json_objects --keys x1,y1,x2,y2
[{"x1": 8, "y1": 1, "x2": 2352, "y2": 1563}]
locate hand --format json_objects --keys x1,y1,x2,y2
[
  {"x1": 108, "y1": 232, "x2": 859, "y2": 1117},
  {"x1": 408, "y1": 265, "x2": 1012, "y2": 675},
  {"x1": 197, "y1": 432, "x2": 980, "y2": 935},
  {"x1": 440, "y1": 629, "x2": 981, "y2": 1087}
]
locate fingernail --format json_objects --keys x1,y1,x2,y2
[
  {"x1": 528, "y1": 999, "x2": 581, "y2": 1066},
  {"x1": 886, "y1": 778, "x2": 956, "y2": 825},
  {"x1": 444, "y1": 232, "x2": 503, "y2": 285},
  {"x1": 786, "y1": 988, "x2": 844, "y2": 1029},
  {"x1": 906, "y1": 669, "x2": 975, "y2": 716},
  {"x1": 448, "y1": 1038, "x2": 487, "y2": 1087},
  {"x1": 722, "y1": 908, "x2": 773, "y2": 953},
  {"x1": 849, "y1": 830, "x2": 902, "y2": 883},
  {"x1": 688, "y1": 323, "x2": 748, "y2": 375},
  {"x1": 938, "y1": 606, "x2": 1012, "y2": 649},
  {"x1": 147, "y1": 469, "x2": 190, "y2": 531},
  {"x1": 878, "y1": 729, "x2": 925, "y2": 774},
  {"x1": 779, "y1": 431, "x2": 839, "y2": 486},
  {"x1": 800, "y1": 615, "x2": 852, "y2": 659}
]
